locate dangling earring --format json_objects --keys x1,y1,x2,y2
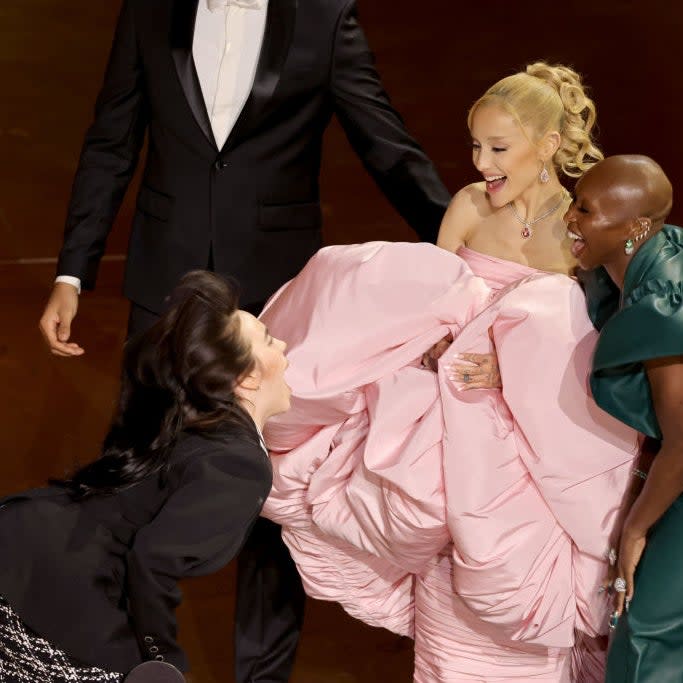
[
  {"x1": 624, "y1": 239, "x2": 635, "y2": 255},
  {"x1": 539, "y1": 163, "x2": 550, "y2": 184}
]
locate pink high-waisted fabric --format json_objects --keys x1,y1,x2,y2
[{"x1": 261, "y1": 243, "x2": 638, "y2": 681}]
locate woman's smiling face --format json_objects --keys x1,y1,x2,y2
[
  {"x1": 564, "y1": 168, "x2": 635, "y2": 271},
  {"x1": 469, "y1": 104, "x2": 544, "y2": 207}
]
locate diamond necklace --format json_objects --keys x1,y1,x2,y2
[{"x1": 508, "y1": 190, "x2": 568, "y2": 239}]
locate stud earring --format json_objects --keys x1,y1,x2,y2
[
  {"x1": 624, "y1": 238, "x2": 635, "y2": 255},
  {"x1": 539, "y1": 163, "x2": 550, "y2": 184},
  {"x1": 635, "y1": 222, "x2": 651, "y2": 243}
]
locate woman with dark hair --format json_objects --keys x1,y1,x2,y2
[{"x1": 0, "y1": 271, "x2": 290, "y2": 682}]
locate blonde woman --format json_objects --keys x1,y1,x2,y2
[
  {"x1": 258, "y1": 65, "x2": 638, "y2": 681},
  {"x1": 441, "y1": 62, "x2": 600, "y2": 270},
  {"x1": 424, "y1": 63, "x2": 602, "y2": 374}
]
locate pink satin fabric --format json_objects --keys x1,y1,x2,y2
[{"x1": 260, "y1": 243, "x2": 639, "y2": 681}]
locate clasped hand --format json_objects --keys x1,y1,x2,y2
[{"x1": 421, "y1": 328, "x2": 501, "y2": 390}]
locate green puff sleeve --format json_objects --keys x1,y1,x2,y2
[{"x1": 589, "y1": 226, "x2": 683, "y2": 439}]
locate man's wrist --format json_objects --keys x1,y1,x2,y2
[{"x1": 55, "y1": 276, "x2": 82, "y2": 294}]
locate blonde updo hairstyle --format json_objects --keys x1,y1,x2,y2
[{"x1": 467, "y1": 62, "x2": 603, "y2": 178}]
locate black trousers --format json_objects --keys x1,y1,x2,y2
[{"x1": 127, "y1": 301, "x2": 306, "y2": 683}]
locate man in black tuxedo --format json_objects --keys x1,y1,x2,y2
[{"x1": 39, "y1": 0, "x2": 450, "y2": 680}]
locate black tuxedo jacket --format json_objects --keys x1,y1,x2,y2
[
  {"x1": 0, "y1": 431, "x2": 271, "y2": 673},
  {"x1": 57, "y1": 0, "x2": 451, "y2": 312}
]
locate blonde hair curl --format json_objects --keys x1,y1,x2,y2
[{"x1": 468, "y1": 62, "x2": 603, "y2": 178}]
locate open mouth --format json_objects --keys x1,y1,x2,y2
[
  {"x1": 567, "y1": 228, "x2": 586, "y2": 257},
  {"x1": 484, "y1": 175, "x2": 507, "y2": 194}
]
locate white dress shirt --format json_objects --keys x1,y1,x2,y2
[
  {"x1": 194, "y1": 0, "x2": 267, "y2": 148},
  {"x1": 56, "y1": 0, "x2": 268, "y2": 291}
]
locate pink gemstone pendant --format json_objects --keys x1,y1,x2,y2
[{"x1": 521, "y1": 226, "x2": 532, "y2": 239}]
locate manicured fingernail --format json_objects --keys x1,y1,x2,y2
[
  {"x1": 608, "y1": 611, "x2": 620, "y2": 629},
  {"x1": 625, "y1": 597, "x2": 631, "y2": 612}
]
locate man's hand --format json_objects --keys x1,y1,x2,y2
[{"x1": 39, "y1": 282, "x2": 84, "y2": 356}]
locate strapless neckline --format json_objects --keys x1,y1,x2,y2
[
  {"x1": 457, "y1": 246, "x2": 543, "y2": 272},
  {"x1": 456, "y1": 246, "x2": 544, "y2": 289}
]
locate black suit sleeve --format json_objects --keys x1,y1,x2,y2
[
  {"x1": 330, "y1": 0, "x2": 451, "y2": 243},
  {"x1": 57, "y1": 0, "x2": 148, "y2": 288},
  {"x1": 124, "y1": 441, "x2": 271, "y2": 671}
]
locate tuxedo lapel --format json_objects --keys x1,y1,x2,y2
[
  {"x1": 223, "y1": 0, "x2": 297, "y2": 151},
  {"x1": 170, "y1": 0, "x2": 217, "y2": 150}
]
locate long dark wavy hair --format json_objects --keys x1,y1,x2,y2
[{"x1": 54, "y1": 271, "x2": 257, "y2": 499}]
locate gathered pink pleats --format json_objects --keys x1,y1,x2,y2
[{"x1": 261, "y1": 243, "x2": 639, "y2": 681}]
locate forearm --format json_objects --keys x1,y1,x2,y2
[
  {"x1": 625, "y1": 442, "x2": 683, "y2": 535},
  {"x1": 331, "y1": 1, "x2": 449, "y2": 242},
  {"x1": 58, "y1": 0, "x2": 147, "y2": 285},
  {"x1": 626, "y1": 358, "x2": 683, "y2": 535},
  {"x1": 59, "y1": 131, "x2": 144, "y2": 281},
  {"x1": 125, "y1": 563, "x2": 186, "y2": 669},
  {"x1": 370, "y1": 162, "x2": 450, "y2": 243},
  {"x1": 608, "y1": 441, "x2": 656, "y2": 547},
  {"x1": 622, "y1": 439, "x2": 657, "y2": 504}
]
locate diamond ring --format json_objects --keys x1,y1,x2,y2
[{"x1": 614, "y1": 577, "x2": 627, "y2": 593}]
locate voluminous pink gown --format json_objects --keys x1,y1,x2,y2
[{"x1": 260, "y1": 242, "x2": 639, "y2": 682}]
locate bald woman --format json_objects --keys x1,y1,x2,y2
[{"x1": 566, "y1": 155, "x2": 682, "y2": 683}]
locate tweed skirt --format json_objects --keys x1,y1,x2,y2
[{"x1": 0, "y1": 596, "x2": 123, "y2": 683}]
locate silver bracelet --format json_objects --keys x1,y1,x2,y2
[{"x1": 632, "y1": 468, "x2": 648, "y2": 481}]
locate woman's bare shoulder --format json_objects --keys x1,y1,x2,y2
[
  {"x1": 454, "y1": 182, "x2": 492, "y2": 212},
  {"x1": 438, "y1": 183, "x2": 492, "y2": 250}
]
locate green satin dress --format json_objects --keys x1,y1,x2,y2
[{"x1": 580, "y1": 225, "x2": 683, "y2": 683}]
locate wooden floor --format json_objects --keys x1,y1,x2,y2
[{"x1": 1, "y1": 1, "x2": 681, "y2": 680}]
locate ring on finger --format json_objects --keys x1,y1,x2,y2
[
  {"x1": 463, "y1": 373, "x2": 472, "y2": 383},
  {"x1": 607, "y1": 548, "x2": 617, "y2": 566},
  {"x1": 613, "y1": 577, "x2": 627, "y2": 593}
]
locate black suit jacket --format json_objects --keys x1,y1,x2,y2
[
  {"x1": 0, "y1": 431, "x2": 272, "y2": 673},
  {"x1": 57, "y1": 0, "x2": 451, "y2": 312}
]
